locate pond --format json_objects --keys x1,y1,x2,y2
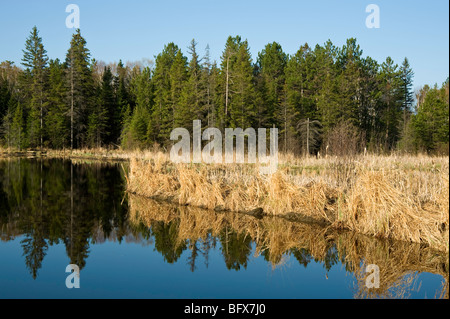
[{"x1": 0, "y1": 158, "x2": 447, "y2": 299}]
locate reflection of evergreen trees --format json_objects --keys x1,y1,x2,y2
[
  {"x1": 219, "y1": 227, "x2": 252, "y2": 271},
  {"x1": 0, "y1": 159, "x2": 131, "y2": 278},
  {"x1": 0, "y1": 159, "x2": 357, "y2": 276},
  {"x1": 152, "y1": 220, "x2": 187, "y2": 264},
  {"x1": 290, "y1": 248, "x2": 312, "y2": 268}
]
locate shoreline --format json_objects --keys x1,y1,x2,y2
[
  {"x1": 1, "y1": 148, "x2": 449, "y2": 252},
  {"x1": 126, "y1": 152, "x2": 449, "y2": 252}
]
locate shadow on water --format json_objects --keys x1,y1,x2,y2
[{"x1": 0, "y1": 158, "x2": 448, "y2": 299}]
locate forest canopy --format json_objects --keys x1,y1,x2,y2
[{"x1": 0, "y1": 27, "x2": 448, "y2": 155}]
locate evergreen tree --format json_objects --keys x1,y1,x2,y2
[
  {"x1": 412, "y1": 80, "x2": 449, "y2": 153},
  {"x1": 285, "y1": 43, "x2": 318, "y2": 152},
  {"x1": 335, "y1": 38, "x2": 363, "y2": 128},
  {"x1": 115, "y1": 60, "x2": 132, "y2": 129},
  {"x1": 313, "y1": 41, "x2": 339, "y2": 136},
  {"x1": 378, "y1": 57, "x2": 403, "y2": 149},
  {"x1": 88, "y1": 67, "x2": 113, "y2": 148},
  {"x1": 21, "y1": 26, "x2": 48, "y2": 149},
  {"x1": 65, "y1": 29, "x2": 94, "y2": 149},
  {"x1": 399, "y1": 57, "x2": 415, "y2": 134},
  {"x1": 256, "y1": 42, "x2": 287, "y2": 128},
  {"x1": 0, "y1": 71, "x2": 11, "y2": 122},
  {"x1": 217, "y1": 36, "x2": 240, "y2": 129},
  {"x1": 217, "y1": 36, "x2": 255, "y2": 129},
  {"x1": 201, "y1": 45, "x2": 219, "y2": 127},
  {"x1": 46, "y1": 59, "x2": 69, "y2": 148},
  {"x1": 359, "y1": 56, "x2": 380, "y2": 146},
  {"x1": 179, "y1": 39, "x2": 204, "y2": 128},
  {"x1": 152, "y1": 43, "x2": 181, "y2": 144},
  {"x1": 121, "y1": 66, "x2": 152, "y2": 148},
  {"x1": 170, "y1": 49, "x2": 188, "y2": 129}
]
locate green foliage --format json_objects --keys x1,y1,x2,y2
[
  {"x1": 0, "y1": 30, "x2": 447, "y2": 155},
  {"x1": 21, "y1": 26, "x2": 49, "y2": 149},
  {"x1": 412, "y1": 80, "x2": 449, "y2": 153},
  {"x1": 46, "y1": 59, "x2": 69, "y2": 148},
  {"x1": 65, "y1": 29, "x2": 94, "y2": 149}
]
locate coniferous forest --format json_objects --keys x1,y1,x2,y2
[{"x1": 0, "y1": 27, "x2": 448, "y2": 155}]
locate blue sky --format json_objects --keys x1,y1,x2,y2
[{"x1": 1, "y1": 0, "x2": 448, "y2": 89}]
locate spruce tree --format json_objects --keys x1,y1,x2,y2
[
  {"x1": 115, "y1": 60, "x2": 132, "y2": 130},
  {"x1": 217, "y1": 36, "x2": 255, "y2": 129},
  {"x1": 179, "y1": 39, "x2": 204, "y2": 128},
  {"x1": 412, "y1": 80, "x2": 449, "y2": 153},
  {"x1": 152, "y1": 43, "x2": 182, "y2": 143},
  {"x1": 46, "y1": 59, "x2": 69, "y2": 148},
  {"x1": 378, "y1": 57, "x2": 403, "y2": 149},
  {"x1": 201, "y1": 45, "x2": 218, "y2": 127},
  {"x1": 170, "y1": 50, "x2": 188, "y2": 130},
  {"x1": 65, "y1": 29, "x2": 94, "y2": 149},
  {"x1": 256, "y1": 42, "x2": 287, "y2": 128},
  {"x1": 399, "y1": 58, "x2": 414, "y2": 133},
  {"x1": 21, "y1": 26, "x2": 48, "y2": 149},
  {"x1": 88, "y1": 66, "x2": 112, "y2": 148},
  {"x1": 122, "y1": 66, "x2": 152, "y2": 148}
]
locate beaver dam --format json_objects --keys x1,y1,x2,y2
[{"x1": 126, "y1": 153, "x2": 449, "y2": 252}]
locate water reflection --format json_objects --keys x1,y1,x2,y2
[
  {"x1": 0, "y1": 158, "x2": 133, "y2": 278},
  {"x1": 0, "y1": 158, "x2": 448, "y2": 298},
  {"x1": 129, "y1": 194, "x2": 449, "y2": 298}
]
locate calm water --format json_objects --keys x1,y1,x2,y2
[{"x1": 0, "y1": 158, "x2": 447, "y2": 299}]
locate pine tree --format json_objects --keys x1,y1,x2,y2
[
  {"x1": 0, "y1": 71, "x2": 11, "y2": 122},
  {"x1": 179, "y1": 39, "x2": 204, "y2": 128},
  {"x1": 335, "y1": 38, "x2": 363, "y2": 128},
  {"x1": 170, "y1": 49, "x2": 188, "y2": 130},
  {"x1": 312, "y1": 41, "x2": 338, "y2": 136},
  {"x1": 121, "y1": 66, "x2": 152, "y2": 148},
  {"x1": 65, "y1": 29, "x2": 94, "y2": 149},
  {"x1": 359, "y1": 56, "x2": 380, "y2": 146},
  {"x1": 201, "y1": 45, "x2": 218, "y2": 127},
  {"x1": 87, "y1": 67, "x2": 112, "y2": 148},
  {"x1": 412, "y1": 80, "x2": 449, "y2": 153},
  {"x1": 256, "y1": 42, "x2": 287, "y2": 128},
  {"x1": 378, "y1": 56, "x2": 403, "y2": 149},
  {"x1": 115, "y1": 60, "x2": 132, "y2": 130},
  {"x1": 217, "y1": 36, "x2": 240, "y2": 129},
  {"x1": 217, "y1": 36, "x2": 255, "y2": 129},
  {"x1": 21, "y1": 26, "x2": 48, "y2": 149},
  {"x1": 46, "y1": 59, "x2": 69, "y2": 148},
  {"x1": 152, "y1": 43, "x2": 182, "y2": 143},
  {"x1": 285, "y1": 43, "x2": 318, "y2": 152},
  {"x1": 399, "y1": 58, "x2": 414, "y2": 133}
]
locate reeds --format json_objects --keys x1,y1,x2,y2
[{"x1": 126, "y1": 153, "x2": 449, "y2": 252}]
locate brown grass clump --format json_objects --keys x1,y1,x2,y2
[
  {"x1": 126, "y1": 153, "x2": 449, "y2": 252},
  {"x1": 344, "y1": 169, "x2": 449, "y2": 250}
]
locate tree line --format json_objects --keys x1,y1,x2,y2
[{"x1": 0, "y1": 27, "x2": 448, "y2": 155}]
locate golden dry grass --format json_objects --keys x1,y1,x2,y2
[{"x1": 126, "y1": 152, "x2": 449, "y2": 252}]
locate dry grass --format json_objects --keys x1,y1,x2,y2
[
  {"x1": 126, "y1": 152, "x2": 449, "y2": 252},
  {"x1": 128, "y1": 194, "x2": 449, "y2": 299},
  {"x1": 0, "y1": 146, "x2": 162, "y2": 161}
]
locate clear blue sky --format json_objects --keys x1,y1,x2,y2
[{"x1": 1, "y1": 0, "x2": 448, "y2": 89}]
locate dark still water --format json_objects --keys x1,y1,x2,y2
[{"x1": 0, "y1": 158, "x2": 448, "y2": 299}]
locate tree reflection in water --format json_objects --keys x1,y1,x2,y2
[{"x1": 0, "y1": 158, "x2": 448, "y2": 298}]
